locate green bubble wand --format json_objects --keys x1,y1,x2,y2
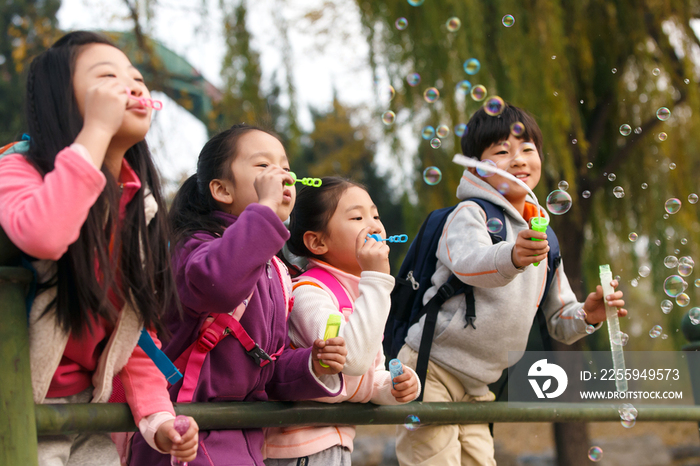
[{"x1": 285, "y1": 172, "x2": 322, "y2": 187}]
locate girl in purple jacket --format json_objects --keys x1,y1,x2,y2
[{"x1": 129, "y1": 125, "x2": 347, "y2": 466}]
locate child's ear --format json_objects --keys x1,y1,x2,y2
[
  {"x1": 209, "y1": 179, "x2": 234, "y2": 206},
  {"x1": 303, "y1": 231, "x2": 328, "y2": 256}
]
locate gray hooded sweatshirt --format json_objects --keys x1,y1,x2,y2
[{"x1": 405, "y1": 169, "x2": 596, "y2": 396}]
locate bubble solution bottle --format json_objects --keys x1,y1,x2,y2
[
  {"x1": 171, "y1": 416, "x2": 190, "y2": 466},
  {"x1": 389, "y1": 359, "x2": 403, "y2": 388}
]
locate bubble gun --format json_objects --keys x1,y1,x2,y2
[
  {"x1": 366, "y1": 234, "x2": 409, "y2": 243},
  {"x1": 600, "y1": 264, "x2": 627, "y2": 392},
  {"x1": 170, "y1": 415, "x2": 190, "y2": 466},
  {"x1": 319, "y1": 314, "x2": 342, "y2": 368},
  {"x1": 285, "y1": 172, "x2": 322, "y2": 187},
  {"x1": 530, "y1": 217, "x2": 549, "y2": 267},
  {"x1": 389, "y1": 359, "x2": 403, "y2": 388}
]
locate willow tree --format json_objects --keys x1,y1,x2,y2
[{"x1": 357, "y1": 1, "x2": 700, "y2": 465}]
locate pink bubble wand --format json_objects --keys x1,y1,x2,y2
[{"x1": 126, "y1": 87, "x2": 163, "y2": 110}]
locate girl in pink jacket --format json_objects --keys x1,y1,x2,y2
[{"x1": 0, "y1": 31, "x2": 198, "y2": 465}]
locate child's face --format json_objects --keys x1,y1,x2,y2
[
  {"x1": 73, "y1": 43, "x2": 152, "y2": 144},
  {"x1": 476, "y1": 134, "x2": 541, "y2": 203},
  {"x1": 320, "y1": 186, "x2": 386, "y2": 276},
  {"x1": 228, "y1": 130, "x2": 295, "y2": 221}
]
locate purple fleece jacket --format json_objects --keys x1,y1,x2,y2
[{"x1": 129, "y1": 204, "x2": 343, "y2": 466}]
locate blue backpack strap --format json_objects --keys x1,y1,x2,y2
[{"x1": 137, "y1": 328, "x2": 183, "y2": 384}]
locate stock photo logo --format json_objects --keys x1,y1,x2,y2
[{"x1": 528, "y1": 359, "x2": 568, "y2": 399}]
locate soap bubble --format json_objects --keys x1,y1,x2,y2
[
  {"x1": 652, "y1": 68, "x2": 661, "y2": 76},
  {"x1": 613, "y1": 186, "x2": 625, "y2": 198},
  {"x1": 664, "y1": 275, "x2": 686, "y2": 297},
  {"x1": 582, "y1": 190, "x2": 591, "y2": 199},
  {"x1": 612, "y1": 68, "x2": 618, "y2": 74},
  {"x1": 575, "y1": 309, "x2": 587, "y2": 320},
  {"x1": 572, "y1": 139, "x2": 578, "y2": 145},
  {"x1": 656, "y1": 107, "x2": 671, "y2": 121},
  {"x1": 638, "y1": 266, "x2": 650, "y2": 277},
  {"x1": 484, "y1": 96, "x2": 505, "y2": 116},
  {"x1": 676, "y1": 293, "x2": 690, "y2": 307},
  {"x1": 404, "y1": 414, "x2": 421, "y2": 430},
  {"x1": 476, "y1": 159, "x2": 497, "y2": 177},
  {"x1": 456, "y1": 80, "x2": 472, "y2": 94},
  {"x1": 585, "y1": 325, "x2": 595, "y2": 334},
  {"x1": 424, "y1": 87, "x2": 440, "y2": 103},
  {"x1": 389, "y1": 86, "x2": 396, "y2": 101},
  {"x1": 382, "y1": 111, "x2": 396, "y2": 125},
  {"x1": 587, "y1": 162, "x2": 593, "y2": 168},
  {"x1": 630, "y1": 278, "x2": 639, "y2": 287},
  {"x1": 688, "y1": 194, "x2": 698, "y2": 204},
  {"x1": 620, "y1": 124, "x2": 632, "y2": 136},
  {"x1": 551, "y1": 55, "x2": 557, "y2": 60},
  {"x1": 423, "y1": 167, "x2": 442, "y2": 185},
  {"x1": 621, "y1": 418, "x2": 636, "y2": 428},
  {"x1": 436, "y1": 125, "x2": 450, "y2": 138},
  {"x1": 619, "y1": 332, "x2": 629, "y2": 346},
  {"x1": 619, "y1": 404, "x2": 638, "y2": 422},
  {"x1": 395, "y1": 17, "x2": 408, "y2": 30},
  {"x1": 628, "y1": 232, "x2": 638, "y2": 242},
  {"x1": 678, "y1": 263, "x2": 693, "y2": 278},
  {"x1": 421, "y1": 126, "x2": 435, "y2": 140},
  {"x1": 446, "y1": 17, "x2": 461, "y2": 32},
  {"x1": 661, "y1": 300, "x2": 673, "y2": 314},
  {"x1": 608, "y1": 173, "x2": 616, "y2": 181},
  {"x1": 664, "y1": 256, "x2": 678, "y2": 268},
  {"x1": 501, "y1": 140, "x2": 511, "y2": 150},
  {"x1": 696, "y1": 279, "x2": 700, "y2": 288},
  {"x1": 430, "y1": 138, "x2": 441, "y2": 149},
  {"x1": 642, "y1": 183, "x2": 648, "y2": 189},
  {"x1": 669, "y1": 163, "x2": 676, "y2": 170},
  {"x1": 502, "y1": 14, "x2": 515, "y2": 27},
  {"x1": 558, "y1": 181, "x2": 569, "y2": 191},
  {"x1": 689, "y1": 308, "x2": 700, "y2": 325},
  {"x1": 649, "y1": 325, "x2": 662, "y2": 338},
  {"x1": 664, "y1": 198, "x2": 681, "y2": 214},
  {"x1": 510, "y1": 122, "x2": 525, "y2": 136},
  {"x1": 611, "y1": 331, "x2": 624, "y2": 345},
  {"x1": 407, "y1": 0, "x2": 424, "y2": 6},
  {"x1": 546, "y1": 190, "x2": 573, "y2": 215},
  {"x1": 682, "y1": 238, "x2": 689, "y2": 245},
  {"x1": 658, "y1": 132, "x2": 667, "y2": 141},
  {"x1": 654, "y1": 239, "x2": 661, "y2": 246},
  {"x1": 634, "y1": 126, "x2": 642, "y2": 134},
  {"x1": 407, "y1": 73, "x2": 421, "y2": 87},
  {"x1": 587, "y1": 446, "x2": 603, "y2": 462},
  {"x1": 680, "y1": 256, "x2": 695, "y2": 267},
  {"x1": 685, "y1": 78, "x2": 691, "y2": 84},
  {"x1": 486, "y1": 218, "x2": 503, "y2": 234},
  {"x1": 497, "y1": 183, "x2": 510, "y2": 195},
  {"x1": 463, "y1": 58, "x2": 481, "y2": 75},
  {"x1": 455, "y1": 123, "x2": 468, "y2": 137},
  {"x1": 470, "y1": 85, "x2": 487, "y2": 101}
]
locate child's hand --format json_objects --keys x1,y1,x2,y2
[
  {"x1": 581, "y1": 279, "x2": 627, "y2": 325},
  {"x1": 154, "y1": 416, "x2": 199, "y2": 462},
  {"x1": 311, "y1": 336, "x2": 347, "y2": 376},
  {"x1": 355, "y1": 227, "x2": 390, "y2": 274},
  {"x1": 512, "y1": 229, "x2": 549, "y2": 268},
  {"x1": 255, "y1": 165, "x2": 295, "y2": 212},
  {"x1": 391, "y1": 365, "x2": 419, "y2": 402}
]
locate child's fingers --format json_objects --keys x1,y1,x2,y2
[
  {"x1": 355, "y1": 227, "x2": 374, "y2": 252},
  {"x1": 324, "y1": 336, "x2": 345, "y2": 347},
  {"x1": 312, "y1": 338, "x2": 326, "y2": 349},
  {"x1": 607, "y1": 298, "x2": 625, "y2": 308},
  {"x1": 392, "y1": 372, "x2": 412, "y2": 384},
  {"x1": 618, "y1": 308, "x2": 628, "y2": 317}
]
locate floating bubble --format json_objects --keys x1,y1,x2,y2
[
  {"x1": 407, "y1": 0, "x2": 424, "y2": 6},
  {"x1": 649, "y1": 325, "x2": 662, "y2": 338},
  {"x1": 642, "y1": 183, "x2": 648, "y2": 189},
  {"x1": 476, "y1": 159, "x2": 497, "y2": 177},
  {"x1": 612, "y1": 68, "x2": 618, "y2": 74},
  {"x1": 423, "y1": 167, "x2": 442, "y2": 186},
  {"x1": 551, "y1": 55, "x2": 556, "y2": 60},
  {"x1": 436, "y1": 125, "x2": 450, "y2": 138},
  {"x1": 630, "y1": 278, "x2": 639, "y2": 288},
  {"x1": 696, "y1": 279, "x2": 700, "y2": 288},
  {"x1": 470, "y1": 84, "x2": 487, "y2": 101},
  {"x1": 395, "y1": 17, "x2": 408, "y2": 30},
  {"x1": 382, "y1": 111, "x2": 396, "y2": 125},
  {"x1": 654, "y1": 239, "x2": 661, "y2": 246},
  {"x1": 634, "y1": 126, "x2": 642, "y2": 135},
  {"x1": 685, "y1": 78, "x2": 691, "y2": 84},
  {"x1": 430, "y1": 138, "x2": 442, "y2": 149},
  {"x1": 619, "y1": 404, "x2": 638, "y2": 422},
  {"x1": 586, "y1": 325, "x2": 595, "y2": 334},
  {"x1": 502, "y1": 140, "x2": 511, "y2": 150},
  {"x1": 664, "y1": 256, "x2": 679, "y2": 268},
  {"x1": 446, "y1": 17, "x2": 461, "y2": 32},
  {"x1": 502, "y1": 14, "x2": 515, "y2": 27},
  {"x1": 613, "y1": 186, "x2": 625, "y2": 198},
  {"x1": 658, "y1": 132, "x2": 667, "y2": 141},
  {"x1": 608, "y1": 173, "x2": 616, "y2": 181},
  {"x1": 665, "y1": 198, "x2": 681, "y2": 214},
  {"x1": 656, "y1": 107, "x2": 671, "y2": 121},
  {"x1": 389, "y1": 86, "x2": 396, "y2": 101},
  {"x1": 662, "y1": 334, "x2": 668, "y2": 340},
  {"x1": 582, "y1": 190, "x2": 591, "y2": 199},
  {"x1": 587, "y1": 162, "x2": 593, "y2": 169},
  {"x1": 689, "y1": 307, "x2": 700, "y2": 325},
  {"x1": 621, "y1": 418, "x2": 636, "y2": 428},
  {"x1": 463, "y1": 58, "x2": 481, "y2": 75},
  {"x1": 676, "y1": 293, "x2": 690, "y2": 307},
  {"x1": 619, "y1": 332, "x2": 629, "y2": 346},
  {"x1": 484, "y1": 96, "x2": 505, "y2": 116},
  {"x1": 546, "y1": 190, "x2": 573, "y2": 215},
  {"x1": 669, "y1": 163, "x2": 676, "y2": 170},
  {"x1": 689, "y1": 194, "x2": 698, "y2": 204},
  {"x1": 575, "y1": 309, "x2": 587, "y2": 320},
  {"x1": 611, "y1": 331, "x2": 624, "y2": 345},
  {"x1": 407, "y1": 73, "x2": 421, "y2": 87},
  {"x1": 456, "y1": 80, "x2": 472, "y2": 94},
  {"x1": 620, "y1": 124, "x2": 632, "y2": 136},
  {"x1": 587, "y1": 446, "x2": 603, "y2": 462},
  {"x1": 652, "y1": 68, "x2": 661, "y2": 76},
  {"x1": 680, "y1": 256, "x2": 695, "y2": 267},
  {"x1": 497, "y1": 183, "x2": 510, "y2": 195},
  {"x1": 572, "y1": 139, "x2": 578, "y2": 145},
  {"x1": 421, "y1": 126, "x2": 435, "y2": 140},
  {"x1": 486, "y1": 218, "x2": 503, "y2": 234},
  {"x1": 661, "y1": 300, "x2": 673, "y2": 314},
  {"x1": 638, "y1": 266, "x2": 650, "y2": 277},
  {"x1": 423, "y1": 87, "x2": 440, "y2": 103},
  {"x1": 664, "y1": 275, "x2": 687, "y2": 297},
  {"x1": 679, "y1": 264, "x2": 693, "y2": 277},
  {"x1": 455, "y1": 123, "x2": 468, "y2": 137},
  {"x1": 628, "y1": 232, "x2": 638, "y2": 242},
  {"x1": 558, "y1": 181, "x2": 569, "y2": 191},
  {"x1": 404, "y1": 414, "x2": 421, "y2": 430}
]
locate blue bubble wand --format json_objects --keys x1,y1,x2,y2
[{"x1": 366, "y1": 234, "x2": 408, "y2": 243}]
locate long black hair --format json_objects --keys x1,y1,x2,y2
[
  {"x1": 24, "y1": 31, "x2": 177, "y2": 336},
  {"x1": 169, "y1": 124, "x2": 280, "y2": 246}
]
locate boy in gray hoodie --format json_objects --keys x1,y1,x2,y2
[{"x1": 395, "y1": 104, "x2": 627, "y2": 466}]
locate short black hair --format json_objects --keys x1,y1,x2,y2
[{"x1": 460, "y1": 103, "x2": 543, "y2": 160}]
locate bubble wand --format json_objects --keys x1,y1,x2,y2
[
  {"x1": 125, "y1": 87, "x2": 163, "y2": 110},
  {"x1": 285, "y1": 172, "x2": 322, "y2": 187},
  {"x1": 366, "y1": 234, "x2": 408, "y2": 243},
  {"x1": 171, "y1": 415, "x2": 190, "y2": 466},
  {"x1": 599, "y1": 264, "x2": 628, "y2": 392},
  {"x1": 452, "y1": 154, "x2": 548, "y2": 265}
]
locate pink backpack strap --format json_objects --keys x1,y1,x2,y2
[
  {"x1": 301, "y1": 267, "x2": 354, "y2": 318},
  {"x1": 272, "y1": 256, "x2": 293, "y2": 318}
]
